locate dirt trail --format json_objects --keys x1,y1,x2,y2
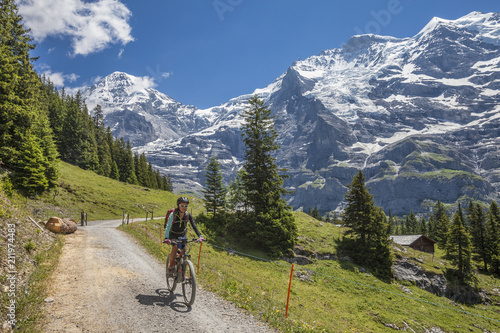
[{"x1": 42, "y1": 220, "x2": 275, "y2": 333}]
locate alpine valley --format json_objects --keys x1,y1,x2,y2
[{"x1": 82, "y1": 12, "x2": 500, "y2": 216}]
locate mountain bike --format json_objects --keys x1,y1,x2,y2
[{"x1": 165, "y1": 237, "x2": 200, "y2": 306}]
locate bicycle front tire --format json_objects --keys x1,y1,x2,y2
[
  {"x1": 182, "y1": 260, "x2": 196, "y2": 306},
  {"x1": 166, "y1": 253, "x2": 177, "y2": 292}
]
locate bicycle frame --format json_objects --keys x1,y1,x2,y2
[{"x1": 166, "y1": 237, "x2": 199, "y2": 306}]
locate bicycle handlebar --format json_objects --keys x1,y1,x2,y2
[{"x1": 172, "y1": 237, "x2": 205, "y2": 244}]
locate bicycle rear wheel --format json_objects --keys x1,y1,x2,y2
[
  {"x1": 165, "y1": 254, "x2": 177, "y2": 292},
  {"x1": 182, "y1": 260, "x2": 196, "y2": 306}
]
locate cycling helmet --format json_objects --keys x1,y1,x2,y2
[{"x1": 177, "y1": 197, "x2": 189, "y2": 205}]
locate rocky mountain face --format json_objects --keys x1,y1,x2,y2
[{"x1": 83, "y1": 12, "x2": 500, "y2": 216}]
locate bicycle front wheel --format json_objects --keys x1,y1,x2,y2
[
  {"x1": 182, "y1": 260, "x2": 196, "y2": 306},
  {"x1": 166, "y1": 254, "x2": 177, "y2": 292}
]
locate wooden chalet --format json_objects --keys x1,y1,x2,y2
[{"x1": 389, "y1": 235, "x2": 436, "y2": 254}]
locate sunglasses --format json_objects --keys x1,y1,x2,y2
[{"x1": 179, "y1": 204, "x2": 188, "y2": 208}]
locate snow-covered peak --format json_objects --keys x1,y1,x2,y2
[
  {"x1": 414, "y1": 11, "x2": 500, "y2": 45},
  {"x1": 83, "y1": 71, "x2": 176, "y2": 114}
]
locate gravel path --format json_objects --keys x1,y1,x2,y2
[{"x1": 42, "y1": 219, "x2": 276, "y2": 333}]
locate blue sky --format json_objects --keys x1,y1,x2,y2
[{"x1": 19, "y1": 0, "x2": 499, "y2": 109}]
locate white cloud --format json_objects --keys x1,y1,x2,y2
[
  {"x1": 130, "y1": 75, "x2": 157, "y2": 91},
  {"x1": 18, "y1": 0, "x2": 134, "y2": 56},
  {"x1": 161, "y1": 72, "x2": 172, "y2": 79},
  {"x1": 42, "y1": 70, "x2": 80, "y2": 87}
]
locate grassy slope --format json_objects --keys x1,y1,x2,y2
[
  {"x1": 17, "y1": 161, "x2": 500, "y2": 332},
  {"x1": 29, "y1": 161, "x2": 204, "y2": 221},
  {"x1": 0, "y1": 178, "x2": 63, "y2": 332},
  {"x1": 122, "y1": 217, "x2": 500, "y2": 332}
]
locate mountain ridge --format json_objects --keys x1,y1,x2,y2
[{"x1": 82, "y1": 11, "x2": 500, "y2": 216}]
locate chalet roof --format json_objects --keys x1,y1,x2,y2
[{"x1": 389, "y1": 235, "x2": 436, "y2": 246}]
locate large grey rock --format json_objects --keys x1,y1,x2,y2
[{"x1": 392, "y1": 259, "x2": 447, "y2": 296}]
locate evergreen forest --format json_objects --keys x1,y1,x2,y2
[{"x1": 0, "y1": 0, "x2": 171, "y2": 197}]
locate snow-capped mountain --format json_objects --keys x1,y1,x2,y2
[
  {"x1": 82, "y1": 72, "x2": 216, "y2": 146},
  {"x1": 83, "y1": 12, "x2": 500, "y2": 215}
]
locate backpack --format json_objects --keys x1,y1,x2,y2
[{"x1": 164, "y1": 208, "x2": 176, "y2": 228}]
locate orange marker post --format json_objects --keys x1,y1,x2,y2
[
  {"x1": 197, "y1": 241, "x2": 203, "y2": 274},
  {"x1": 285, "y1": 263, "x2": 294, "y2": 318}
]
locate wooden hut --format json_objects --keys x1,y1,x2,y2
[{"x1": 389, "y1": 235, "x2": 436, "y2": 254}]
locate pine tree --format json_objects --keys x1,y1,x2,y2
[
  {"x1": 406, "y1": 211, "x2": 418, "y2": 234},
  {"x1": 486, "y1": 201, "x2": 500, "y2": 274},
  {"x1": 110, "y1": 161, "x2": 120, "y2": 180},
  {"x1": 60, "y1": 95, "x2": 84, "y2": 163},
  {"x1": 419, "y1": 217, "x2": 427, "y2": 235},
  {"x1": 12, "y1": 133, "x2": 48, "y2": 196},
  {"x1": 387, "y1": 210, "x2": 395, "y2": 235},
  {"x1": 429, "y1": 200, "x2": 450, "y2": 249},
  {"x1": 311, "y1": 206, "x2": 322, "y2": 221},
  {"x1": 162, "y1": 174, "x2": 173, "y2": 192},
  {"x1": 146, "y1": 162, "x2": 156, "y2": 188},
  {"x1": 202, "y1": 156, "x2": 227, "y2": 217},
  {"x1": 470, "y1": 203, "x2": 488, "y2": 271},
  {"x1": 342, "y1": 170, "x2": 393, "y2": 279},
  {"x1": 0, "y1": 0, "x2": 58, "y2": 193},
  {"x1": 227, "y1": 168, "x2": 249, "y2": 214},
  {"x1": 241, "y1": 95, "x2": 288, "y2": 214},
  {"x1": 325, "y1": 212, "x2": 331, "y2": 223},
  {"x1": 79, "y1": 103, "x2": 99, "y2": 171},
  {"x1": 240, "y1": 95, "x2": 297, "y2": 255},
  {"x1": 92, "y1": 105, "x2": 112, "y2": 177},
  {"x1": 447, "y1": 204, "x2": 475, "y2": 285}
]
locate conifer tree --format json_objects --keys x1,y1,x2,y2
[
  {"x1": 0, "y1": 0, "x2": 58, "y2": 193},
  {"x1": 227, "y1": 168, "x2": 249, "y2": 214},
  {"x1": 311, "y1": 206, "x2": 322, "y2": 221},
  {"x1": 447, "y1": 204, "x2": 475, "y2": 285},
  {"x1": 342, "y1": 170, "x2": 393, "y2": 279},
  {"x1": 146, "y1": 161, "x2": 156, "y2": 188},
  {"x1": 92, "y1": 105, "x2": 112, "y2": 176},
  {"x1": 486, "y1": 201, "x2": 500, "y2": 274},
  {"x1": 387, "y1": 210, "x2": 395, "y2": 235},
  {"x1": 325, "y1": 212, "x2": 331, "y2": 223},
  {"x1": 419, "y1": 216, "x2": 427, "y2": 235},
  {"x1": 43, "y1": 80, "x2": 65, "y2": 146},
  {"x1": 60, "y1": 95, "x2": 84, "y2": 163},
  {"x1": 470, "y1": 203, "x2": 488, "y2": 271},
  {"x1": 240, "y1": 95, "x2": 297, "y2": 255},
  {"x1": 406, "y1": 211, "x2": 418, "y2": 234},
  {"x1": 110, "y1": 161, "x2": 120, "y2": 180},
  {"x1": 429, "y1": 200, "x2": 450, "y2": 249},
  {"x1": 155, "y1": 170, "x2": 163, "y2": 190},
  {"x1": 11, "y1": 133, "x2": 48, "y2": 196},
  {"x1": 79, "y1": 104, "x2": 99, "y2": 171},
  {"x1": 202, "y1": 156, "x2": 226, "y2": 217}
]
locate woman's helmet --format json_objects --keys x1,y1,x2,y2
[{"x1": 177, "y1": 197, "x2": 189, "y2": 205}]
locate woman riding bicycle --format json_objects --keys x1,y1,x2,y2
[{"x1": 164, "y1": 197, "x2": 204, "y2": 273}]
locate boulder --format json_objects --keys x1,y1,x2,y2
[{"x1": 286, "y1": 255, "x2": 313, "y2": 265}]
